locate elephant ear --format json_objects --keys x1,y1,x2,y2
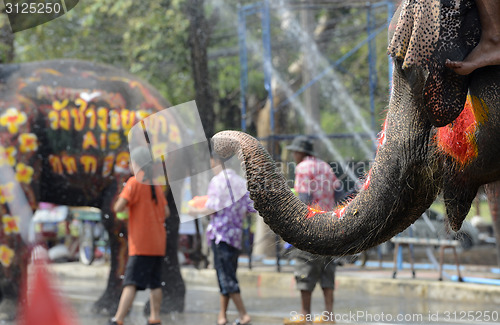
[{"x1": 388, "y1": 0, "x2": 476, "y2": 127}]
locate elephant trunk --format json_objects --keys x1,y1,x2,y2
[{"x1": 212, "y1": 126, "x2": 441, "y2": 256}]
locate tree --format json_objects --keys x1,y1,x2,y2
[
  {"x1": 0, "y1": 14, "x2": 14, "y2": 63},
  {"x1": 185, "y1": 0, "x2": 215, "y2": 138}
]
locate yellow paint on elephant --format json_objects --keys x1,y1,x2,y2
[
  {"x1": 103, "y1": 76, "x2": 131, "y2": 83},
  {"x1": 71, "y1": 108, "x2": 85, "y2": 131},
  {"x1": 52, "y1": 99, "x2": 69, "y2": 111},
  {"x1": 97, "y1": 107, "x2": 109, "y2": 131},
  {"x1": 75, "y1": 98, "x2": 88, "y2": 112},
  {"x1": 18, "y1": 133, "x2": 38, "y2": 153},
  {"x1": 169, "y1": 124, "x2": 182, "y2": 145},
  {"x1": 60, "y1": 109, "x2": 71, "y2": 130},
  {"x1": 15, "y1": 163, "x2": 34, "y2": 184},
  {"x1": 86, "y1": 107, "x2": 97, "y2": 129},
  {"x1": 0, "y1": 148, "x2": 5, "y2": 167},
  {"x1": 82, "y1": 131, "x2": 98, "y2": 150},
  {"x1": 80, "y1": 155, "x2": 97, "y2": 174},
  {"x1": 0, "y1": 108, "x2": 27, "y2": 134},
  {"x1": 121, "y1": 109, "x2": 136, "y2": 134},
  {"x1": 149, "y1": 114, "x2": 168, "y2": 136},
  {"x1": 2, "y1": 215, "x2": 20, "y2": 235},
  {"x1": 436, "y1": 95, "x2": 489, "y2": 166},
  {"x1": 108, "y1": 132, "x2": 121, "y2": 150},
  {"x1": 5, "y1": 147, "x2": 16, "y2": 166},
  {"x1": 99, "y1": 133, "x2": 106, "y2": 149},
  {"x1": 61, "y1": 156, "x2": 77, "y2": 175},
  {"x1": 50, "y1": 104, "x2": 137, "y2": 132},
  {"x1": 49, "y1": 152, "x2": 127, "y2": 176},
  {"x1": 49, "y1": 155, "x2": 64, "y2": 175},
  {"x1": 469, "y1": 95, "x2": 489, "y2": 124},
  {"x1": 0, "y1": 245, "x2": 14, "y2": 267},
  {"x1": 48, "y1": 110, "x2": 59, "y2": 129},
  {"x1": 136, "y1": 110, "x2": 151, "y2": 120},
  {"x1": 0, "y1": 183, "x2": 15, "y2": 204},
  {"x1": 35, "y1": 68, "x2": 63, "y2": 77},
  {"x1": 102, "y1": 154, "x2": 115, "y2": 177},
  {"x1": 152, "y1": 143, "x2": 168, "y2": 160},
  {"x1": 37, "y1": 86, "x2": 126, "y2": 108},
  {"x1": 115, "y1": 151, "x2": 130, "y2": 170},
  {"x1": 110, "y1": 110, "x2": 121, "y2": 131}
]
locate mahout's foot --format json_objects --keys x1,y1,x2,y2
[{"x1": 446, "y1": 36, "x2": 500, "y2": 75}]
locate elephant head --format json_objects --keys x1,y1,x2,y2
[
  {"x1": 212, "y1": 0, "x2": 500, "y2": 256},
  {"x1": 0, "y1": 59, "x2": 187, "y2": 316}
]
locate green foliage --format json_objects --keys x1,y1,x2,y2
[
  {"x1": 14, "y1": 0, "x2": 193, "y2": 105},
  {"x1": 12, "y1": 0, "x2": 394, "y2": 151}
]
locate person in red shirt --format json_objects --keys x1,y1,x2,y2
[
  {"x1": 285, "y1": 136, "x2": 339, "y2": 325},
  {"x1": 109, "y1": 146, "x2": 170, "y2": 325}
]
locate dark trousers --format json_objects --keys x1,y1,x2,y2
[{"x1": 212, "y1": 240, "x2": 240, "y2": 296}]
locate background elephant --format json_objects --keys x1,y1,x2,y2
[
  {"x1": 0, "y1": 59, "x2": 185, "y2": 318},
  {"x1": 211, "y1": 0, "x2": 499, "y2": 256}
]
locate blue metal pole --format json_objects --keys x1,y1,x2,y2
[
  {"x1": 261, "y1": 0, "x2": 274, "y2": 135},
  {"x1": 397, "y1": 243, "x2": 403, "y2": 270},
  {"x1": 238, "y1": 6, "x2": 249, "y2": 132},
  {"x1": 387, "y1": 1, "x2": 395, "y2": 95},
  {"x1": 276, "y1": 24, "x2": 386, "y2": 110},
  {"x1": 367, "y1": 4, "x2": 377, "y2": 132},
  {"x1": 261, "y1": 0, "x2": 280, "y2": 272}
]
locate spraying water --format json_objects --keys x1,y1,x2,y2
[
  {"x1": 276, "y1": 0, "x2": 378, "y2": 157},
  {"x1": 210, "y1": 0, "x2": 380, "y2": 184}
]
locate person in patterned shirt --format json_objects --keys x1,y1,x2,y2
[
  {"x1": 188, "y1": 151, "x2": 255, "y2": 325},
  {"x1": 285, "y1": 136, "x2": 339, "y2": 325}
]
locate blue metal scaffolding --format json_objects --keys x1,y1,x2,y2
[
  {"x1": 237, "y1": 0, "x2": 395, "y2": 271},
  {"x1": 238, "y1": 0, "x2": 394, "y2": 136}
]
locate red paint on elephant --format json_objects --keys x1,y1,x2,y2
[
  {"x1": 361, "y1": 169, "x2": 372, "y2": 192},
  {"x1": 306, "y1": 206, "x2": 327, "y2": 219},
  {"x1": 332, "y1": 205, "x2": 347, "y2": 220},
  {"x1": 436, "y1": 95, "x2": 488, "y2": 165},
  {"x1": 305, "y1": 118, "x2": 385, "y2": 220},
  {"x1": 359, "y1": 119, "x2": 386, "y2": 194},
  {"x1": 378, "y1": 119, "x2": 388, "y2": 149},
  {"x1": 306, "y1": 204, "x2": 348, "y2": 220}
]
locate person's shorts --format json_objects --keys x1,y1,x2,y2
[
  {"x1": 123, "y1": 255, "x2": 163, "y2": 290},
  {"x1": 294, "y1": 250, "x2": 336, "y2": 292},
  {"x1": 212, "y1": 241, "x2": 240, "y2": 296}
]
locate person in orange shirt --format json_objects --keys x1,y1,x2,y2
[{"x1": 109, "y1": 146, "x2": 170, "y2": 325}]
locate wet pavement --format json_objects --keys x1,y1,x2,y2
[{"x1": 32, "y1": 257, "x2": 500, "y2": 325}]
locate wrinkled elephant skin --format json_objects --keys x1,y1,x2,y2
[{"x1": 212, "y1": 0, "x2": 500, "y2": 256}]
